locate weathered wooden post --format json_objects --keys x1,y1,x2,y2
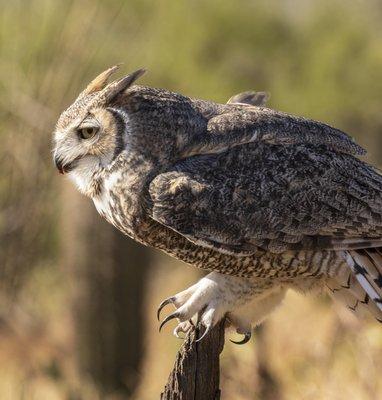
[{"x1": 161, "y1": 320, "x2": 225, "y2": 400}]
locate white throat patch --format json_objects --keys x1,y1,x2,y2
[{"x1": 68, "y1": 156, "x2": 102, "y2": 196}]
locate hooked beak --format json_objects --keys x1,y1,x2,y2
[{"x1": 54, "y1": 156, "x2": 76, "y2": 174}]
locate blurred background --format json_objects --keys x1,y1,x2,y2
[{"x1": 1, "y1": 0, "x2": 382, "y2": 399}]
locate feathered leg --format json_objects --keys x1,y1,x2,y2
[{"x1": 157, "y1": 272, "x2": 285, "y2": 342}]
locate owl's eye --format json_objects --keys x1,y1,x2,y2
[{"x1": 78, "y1": 126, "x2": 98, "y2": 140}]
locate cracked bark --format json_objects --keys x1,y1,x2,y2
[{"x1": 160, "y1": 320, "x2": 225, "y2": 400}]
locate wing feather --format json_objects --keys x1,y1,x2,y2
[
  {"x1": 150, "y1": 140, "x2": 382, "y2": 256},
  {"x1": 182, "y1": 106, "x2": 366, "y2": 158}
]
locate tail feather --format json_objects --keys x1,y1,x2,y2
[
  {"x1": 331, "y1": 248, "x2": 382, "y2": 322},
  {"x1": 326, "y1": 273, "x2": 382, "y2": 321}
]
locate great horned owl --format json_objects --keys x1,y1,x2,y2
[{"x1": 53, "y1": 66, "x2": 382, "y2": 343}]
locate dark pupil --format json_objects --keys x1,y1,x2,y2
[{"x1": 83, "y1": 127, "x2": 94, "y2": 138}]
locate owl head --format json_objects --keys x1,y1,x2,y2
[{"x1": 52, "y1": 66, "x2": 145, "y2": 192}]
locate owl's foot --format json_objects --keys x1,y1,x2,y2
[{"x1": 157, "y1": 272, "x2": 255, "y2": 344}]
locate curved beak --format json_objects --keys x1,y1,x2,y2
[{"x1": 54, "y1": 156, "x2": 74, "y2": 174}]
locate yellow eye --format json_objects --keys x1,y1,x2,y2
[{"x1": 78, "y1": 126, "x2": 98, "y2": 139}]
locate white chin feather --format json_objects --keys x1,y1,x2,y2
[{"x1": 68, "y1": 156, "x2": 101, "y2": 195}]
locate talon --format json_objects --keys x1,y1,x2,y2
[
  {"x1": 173, "y1": 321, "x2": 194, "y2": 339},
  {"x1": 195, "y1": 325, "x2": 212, "y2": 342},
  {"x1": 159, "y1": 312, "x2": 179, "y2": 332},
  {"x1": 195, "y1": 305, "x2": 207, "y2": 326},
  {"x1": 173, "y1": 329, "x2": 183, "y2": 339},
  {"x1": 230, "y1": 331, "x2": 252, "y2": 345},
  {"x1": 157, "y1": 297, "x2": 175, "y2": 321},
  {"x1": 173, "y1": 326, "x2": 185, "y2": 339}
]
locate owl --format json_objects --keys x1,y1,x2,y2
[{"x1": 53, "y1": 66, "x2": 382, "y2": 343}]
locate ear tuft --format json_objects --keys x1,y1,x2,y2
[
  {"x1": 82, "y1": 64, "x2": 121, "y2": 96},
  {"x1": 102, "y1": 68, "x2": 146, "y2": 102}
]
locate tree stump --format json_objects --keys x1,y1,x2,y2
[{"x1": 161, "y1": 320, "x2": 225, "y2": 400}]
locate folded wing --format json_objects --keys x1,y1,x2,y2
[{"x1": 150, "y1": 141, "x2": 382, "y2": 255}]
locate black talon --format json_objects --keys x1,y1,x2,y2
[
  {"x1": 157, "y1": 297, "x2": 175, "y2": 321},
  {"x1": 159, "y1": 312, "x2": 179, "y2": 332},
  {"x1": 230, "y1": 331, "x2": 252, "y2": 345}
]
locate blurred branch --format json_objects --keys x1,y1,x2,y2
[
  {"x1": 61, "y1": 187, "x2": 151, "y2": 397},
  {"x1": 161, "y1": 320, "x2": 225, "y2": 400}
]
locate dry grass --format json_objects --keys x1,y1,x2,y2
[{"x1": 0, "y1": 254, "x2": 381, "y2": 399}]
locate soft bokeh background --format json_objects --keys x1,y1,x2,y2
[{"x1": 1, "y1": 0, "x2": 382, "y2": 399}]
